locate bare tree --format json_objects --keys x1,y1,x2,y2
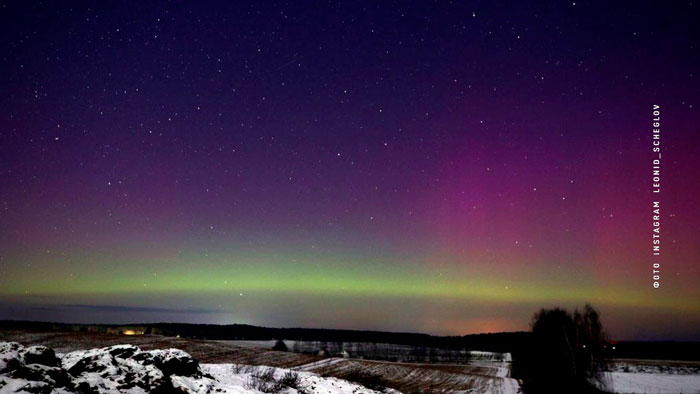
[{"x1": 573, "y1": 304, "x2": 609, "y2": 385}]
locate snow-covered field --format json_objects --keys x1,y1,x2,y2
[
  {"x1": 201, "y1": 364, "x2": 398, "y2": 394},
  {"x1": 302, "y1": 357, "x2": 519, "y2": 394},
  {"x1": 0, "y1": 341, "x2": 518, "y2": 394},
  {"x1": 594, "y1": 360, "x2": 700, "y2": 394},
  {"x1": 224, "y1": 340, "x2": 483, "y2": 364},
  {"x1": 602, "y1": 372, "x2": 700, "y2": 394},
  {"x1": 0, "y1": 341, "x2": 388, "y2": 393}
]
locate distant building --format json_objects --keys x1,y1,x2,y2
[{"x1": 106, "y1": 327, "x2": 146, "y2": 335}]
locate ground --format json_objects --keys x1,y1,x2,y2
[{"x1": 0, "y1": 330, "x2": 520, "y2": 393}]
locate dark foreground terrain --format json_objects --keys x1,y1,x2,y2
[{"x1": 0, "y1": 329, "x2": 520, "y2": 393}]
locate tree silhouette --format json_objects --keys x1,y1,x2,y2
[
  {"x1": 573, "y1": 304, "x2": 608, "y2": 385},
  {"x1": 524, "y1": 304, "x2": 608, "y2": 393}
]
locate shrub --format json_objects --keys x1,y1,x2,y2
[
  {"x1": 246, "y1": 368, "x2": 280, "y2": 393},
  {"x1": 245, "y1": 368, "x2": 303, "y2": 393},
  {"x1": 232, "y1": 364, "x2": 255, "y2": 374},
  {"x1": 278, "y1": 370, "x2": 300, "y2": 388},
  {"x1": 272, "y1": 340, "x2": 288, "y2": 352}
]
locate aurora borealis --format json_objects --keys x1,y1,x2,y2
[{"x1": 1, "y1": 1, "x2": 699, "y2": 340}]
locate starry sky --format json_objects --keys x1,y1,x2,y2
[{"x1": 1, "y1": 1, "x2": 699, "y2": 340}]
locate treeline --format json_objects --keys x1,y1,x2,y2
[{"x1": 0, "y1": 319, "x2": 526, "y2": 352}]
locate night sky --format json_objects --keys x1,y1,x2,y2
[{"x1": 1, "y1": 1, "x2": 699, "y2": 340}]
